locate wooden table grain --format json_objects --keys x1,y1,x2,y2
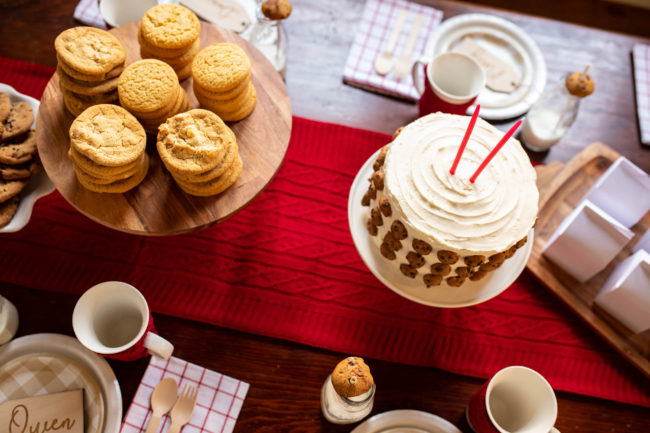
[
  {"x1": 1, "y1": 0, "x2": 649, "y2": 171},
  {"x1": 1, "y1": 0, "x2": 650, "y2": 432}
]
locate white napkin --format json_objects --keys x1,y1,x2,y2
[
  {"x1": 120, "y1": 356, "x2": 249, "y2": 433},
  {"x1": 342, "y1": 0, "x2": 443, "y2": 101},
  {"x1": 74, "y1": 0, "x2": 108, "y2": 29},
  {"x1": 633, "y1": 44, "x2": 650, "y2": 145}
]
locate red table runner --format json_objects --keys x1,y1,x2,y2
[{"x1": 1, "y1": 57, "x2": 649, "y2": 407}]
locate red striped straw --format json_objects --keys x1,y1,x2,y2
[
  {"x1": 469, "y1": 120, "x2": 522, "y2": 183},
  {"x1": 450, "y1": 105, "x2": 480, "y2": 175}
]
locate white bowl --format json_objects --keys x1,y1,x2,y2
[{"x1": 0, "y1": 83, "x2": 55, "y2": 233}]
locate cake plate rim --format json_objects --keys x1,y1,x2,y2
[{"x1": 348, "y1": 148, "x2": 534, "y2": 308}]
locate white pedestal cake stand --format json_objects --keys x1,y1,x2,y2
[{"x1": 348, "y1": 148, "x2": 533, "y2": 308}]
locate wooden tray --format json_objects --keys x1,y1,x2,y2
[
  {"x1": 36, "y1": 22, "x2": 291, "y2": 235},
  {"x1": 529, "y1": 142, "x2": 650, "y2": 378}
]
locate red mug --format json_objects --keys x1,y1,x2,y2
[
  {"x1": 72, "y1": 281, "x2": 174, "y2": 361},
  {"x1": 466, "y1": 366, "x2": 560, "y2": 433},
  {"x1": 412, "y1": 52, "x2": 485, "y2": 117}
]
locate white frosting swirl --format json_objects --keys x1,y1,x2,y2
[{"x1": 383, "y1": 112, "x2": 538, "y2": 255}]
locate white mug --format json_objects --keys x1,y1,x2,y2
[
  {"x1": 467, "y1": 366, "x2": 560, "y2": 433},
  {"x1": 412, "y1": 52, "x2": 485, "y2": 116},
  {"x1": 72, "y1": 281, "x2": 173, "y2": 361},
  {"x1": 99, "y1": 0, "x2": 175, "y2": 28}
]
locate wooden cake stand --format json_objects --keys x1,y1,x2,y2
[{"x1": 36, "y1": 22, "x2": 291, "y2": 236}]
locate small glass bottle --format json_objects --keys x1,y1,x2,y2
[
  {"x1": 521, "y1": 65, "x2": 594, "y2": 151},
  {"x1": 248, "y1": 0, "x2": 291, "y2": 78},
  {"x1": 321, "y1": 356, "x2": 375, "y2": 424}
]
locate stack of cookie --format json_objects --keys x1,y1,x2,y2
[
  {"x1": 138, "y1": 4, "x2": 201, "y2": 81},
  {"x1": 55, "y1": 27, "x2": 126, "y2": 117},
  {"x1": 157, "y1": 109, "x2": 242, "y2": 196},
  {"x1": 0, "y1": 95, "x2": 39, "y2": 227},
  {"x1": 192, "y1": 43, "x2": 257, "y2": 122},
  {"x1": 118, "y1": 59, "x2": 190, "y2": 135},
  {"x1": 68, "y1": 104, "x2": 148, "y2": 194}
]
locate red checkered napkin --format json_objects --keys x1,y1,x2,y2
[
  {"x1": 343, "y1": 0, "x2": 443, "y2": 101},
  {"x1": 74, "y1": 0, "x2": 108, "y2": 29},
  {"x1": 633, "y1": 44, "x2": 650, "y2": 145},
  {"x1": 120, "y1": 356, "x2": 249, "y2": 433}
]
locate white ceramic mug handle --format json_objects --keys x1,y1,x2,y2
[
  {"x1": 144, "y1": 332, "x2": 174, "y2": 359},
  {"x1": 411, "y1": 57, "x2": 429, "y2": 95}
]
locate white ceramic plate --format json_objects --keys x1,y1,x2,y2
[
  {"x1": 0, "y1": 334, "x2": 122, "y2": 433},
  {"x1": 0, "y1": 83, "x2": 55, "y2": 233},
  {"x1": 0, "y1": 353, "x2": 106, "y2": 433},
  {"x1": 351, "y1": 410, "x2": 462, "y2": 433},
  {"x1": 424, "y1": 13, "x2": 546, "y2": 120},
  {"x1": 348, "y1": 149, "x2": 534, "y2": 308}
]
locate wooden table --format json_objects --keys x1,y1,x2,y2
[{"x1": 1, "y1": 0, "x2": 649, "y2": 432}]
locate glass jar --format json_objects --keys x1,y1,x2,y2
[
  {"x1": 248, "y1": 1, "x2": 288, "y2": 77},
  {"x1": 321, "y1": 373, "x2": 375, "y2": 424},
  {"x1": 520, "y1": 75, "x2": 581, "y2": 151}
]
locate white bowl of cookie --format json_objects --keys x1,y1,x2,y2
[{"x1": 0, "y1": 83, "x2": 55, "y2": 232}]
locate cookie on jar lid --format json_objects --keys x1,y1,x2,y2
[
  {"x1": 565, "y1": 65, "x2": 594, "y2": 98},
  {"x1": 331, "y1": 356, "x2": 373, "y2": 398},
  {"x1": 261, "y1": 0, "x2": 292, "y2": 20}
]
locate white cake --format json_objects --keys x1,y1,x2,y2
[{"x1": 362, "y1": 113, "x2": 538, "y2": 287}]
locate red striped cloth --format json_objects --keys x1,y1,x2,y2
[
  {"x1": 1, "y1": 56, "x2": 649, "y2": 407},
  {"x1": 342, "y1": 0, "x2": 443, "y2": 101},
  {"x1": 120, "y1": 356, "x2": 248, "y2": 433}
]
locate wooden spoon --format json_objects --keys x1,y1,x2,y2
[
  {"x1": 374, "y1": 9, "x2": 407, "y2": 76},
  {"x1": 144, "y1": 377, "x2": 178, "y2": 433},
  {"x1": 393, "y1": 14, "x2": 424, "y2": 78}
]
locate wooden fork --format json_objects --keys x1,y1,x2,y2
[{"x1": 167, "y1": 384, "x2": 198, "y2": 433}]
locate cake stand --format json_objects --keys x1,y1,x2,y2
[{"x1": 348, "y1": 148, "x2": 533, "y2": 308}]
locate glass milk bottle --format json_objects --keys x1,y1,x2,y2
[
  {"x1": 248, "y1": 0, "x2": 291, "y2": 78},
  {"x1": 321, "y1": 356, "x2": 375, "y2": 424},
  {"x1": 521, "y1": 65, "x2": 594, "y2": 151}
]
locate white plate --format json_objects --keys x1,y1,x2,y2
[
  {"x1": 348, "y1": 149, "x2": 533, "y2": 308},
  {"x1": 0, "y1": 334, "x2": 122, "y2": 433},
  {"x1": 424, "y1": 13, "x2": 546, "y2": 120},
  {"x1": 351, "y1": 410, "x2": 462, "y2": 433},
  {"x1": 0, "y1": 83, "x2": 55, "y2": 233},
  {"x1": 0, "y1": 353, "x2": 105, "y2": 433}
]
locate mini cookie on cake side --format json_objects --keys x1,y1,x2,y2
[{"x1": 362, "y1": 112, "x2": 538, "y2": 288}]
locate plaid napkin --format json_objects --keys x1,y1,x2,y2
[
  {"x1": 0, "y1": 354, "x2": 104, "y2": 433},
  {"x1": 120, "y1": 356, "x2": 249, "y2": 433},
  {"x1": 343, "y1": 0, "x2": 443, "y2": 101},
  {"x1": 633, "y1": 44, "x2": 650, "y2": 145},
  {"x1": 74, "y1": 0, "x2": 108, "y2": 29}
]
